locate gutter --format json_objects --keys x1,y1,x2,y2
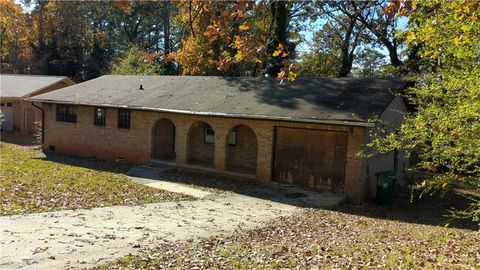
[
  {"x1": 25, "y1": 99, "x2": 376, "y2": 128},
  {"x1": 31, "y1": 102, "x2": 45, "y2": 144}
]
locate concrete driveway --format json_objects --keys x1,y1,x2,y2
[{"x1": 0, "y1": 166, "x2": 343, "y2": 270}]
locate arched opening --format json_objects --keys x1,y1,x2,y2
[
  {"x1": 187, "y1": 121, "x2": 214, "y2": 167},
  {"x1": 226, "y1": 125, "x2": 257, "y2": 175},
  {"x1": 152, "y1": 118, "x2": 176, "y2": 161}
]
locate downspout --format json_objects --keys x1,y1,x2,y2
[{"x1": 31, "y1": 102, "x2": 44, "y2": 144}]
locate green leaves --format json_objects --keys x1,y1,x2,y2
[
  {"x1": 111, "y1": 46, "x2": 166, "y2": 75},
  {"x1": 368, "y1": 0, "x2": 480, "y2": 222}
]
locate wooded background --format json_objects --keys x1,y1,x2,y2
[{"x1": 2, "y1": 0, "x2": 418, "y2": 81}]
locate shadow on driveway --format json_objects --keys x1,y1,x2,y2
[
  {"x1": 129, "y1": 165, "x2": 479, "y2": 232},
  {"x1": 128, "y1": 165, "x2": 344, "y2": 209},
  {"x1": 25, "y1": 149, "x2": 479, "y2": 232}
]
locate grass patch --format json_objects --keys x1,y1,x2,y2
[
  {"x1": 0, "y1": 142, "x2": 193, "y2": 215},
  {"x1": 98, "y1": 208, "x2": 479, "y2": 269}
]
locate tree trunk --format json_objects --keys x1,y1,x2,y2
[
  {"x1": 163, "y1": 0, "x2": 170, "y2": 54},
  {"x1": 338, "y1": 19, "x2": 356, "y2": 77},
  {"x1": 383, "y1": 39, "x2": 402, "y2": 67},
  {"x1": 163, "y1": 1, "x2": 176, "y2": 75},
  {"x1": 266, "y1": 0, "x2": 289, "y2": 77}
]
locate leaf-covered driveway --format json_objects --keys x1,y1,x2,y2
[
  {"x1": 101, "y1": 208, "x2": 479, "y2": 270},
  {"x1": 0, "y1": 192, "x2": 307, "y2": 270}
]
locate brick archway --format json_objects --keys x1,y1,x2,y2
[
  {"x1": 152, "y1": 118, "x2": 176, "y2": 161},
  {"x1": 187, "y1": 121, "x2": 214, "y2": 167},
  {"x1": 226, "y1": 125, "x2": 257, "y2": 175}
]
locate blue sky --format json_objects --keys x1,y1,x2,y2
[
  {"x1": 15, "y1": 0, "x2": 34, "y2": 13},
  {"x1": 298, "y1": 16, "x2": 409, "y2": 56}
]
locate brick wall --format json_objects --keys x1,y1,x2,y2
[
  {"x1": 42, "y1": 104, "x2": 368, "y2": 203},
  {"x1": 187, "y1": 121, "x2": 214, "y2": 166},
  {"x1": 226, "y1": 125, "x2": 257, "y2": 172}
]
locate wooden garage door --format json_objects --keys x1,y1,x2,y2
[{"x1": 273, "y1": 127, "x2": 347, "y2": 192}]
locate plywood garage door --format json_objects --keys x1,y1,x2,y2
[{"x1": 273, "y1": 127, "x2": 347, "y2": 193}]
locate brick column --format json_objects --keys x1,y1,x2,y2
[
  {"x1": 213, "y1": 129, "x2": 227, "y2": 171},
  {"x1": 255, "y1": 127, "x2": 273, "y2": 183},
  {"x1": 344, "y1": 126, "x2": 367, "y2": 203},
  {"x1": 175, "y1": 123, "x2": 190, "y2": 165}
]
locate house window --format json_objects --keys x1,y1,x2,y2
[
  {"x1": 204, "y1": 124, "x2": 215, "y2": 144},
  {"x1": 6, "y1": 102, "x2": 12, "y2": 107},
  {"x1": 0, "y1": 103, "x2": 4, "y2": 107},
  {"x1": 118, "y1": 109, "x2": 130, "y2": 129},
  {"x1": 228, "y1": 127, "x2": 237, "y2": 146},
  {"x1": 56, "y1": 105, "x2": 77, "y2": 123},
  {"x1": 94, "y1": 107, "x2": 106, "y2": 126}
]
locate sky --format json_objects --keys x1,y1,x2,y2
[
  {"x1": 298, "y1": 16, "x2": 409, "y2": 57},
  {"x1": 15, "y1": 0, "x2": 34, "y2": 13}
]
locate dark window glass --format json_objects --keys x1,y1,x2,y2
[
  {"x1": 6, "y1": 102, "x2": 12, "y2": 107},
  {"x1": 204, "y1": 124, "x2": 215, "y2": 144},
  {"x1": 118, "y1": 109, "x2": 130, "y2": 129},
  {"x1": 56, "y1": 105, "x2": 77, "y2": 123},
  {"x1": 0, "y1": 103, "x2": 4, "y2": 107},
  {"x1": 94, "y1": 107, "x2": 106, "y2": 126}
]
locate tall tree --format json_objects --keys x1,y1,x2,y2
[
  {"x1": 352, "y1": 47, "x2": 387, "y2": 77},
  {"x1": 265, "y1": 1, "x2": 291, "y2": 77},
  {"x1": 30, "y1": 1, "x2": 90, "y2": 80},
  {"x1": 351, "y1": 0, "x2": 403, "y2": 67},
  {"x1": 369, "y1": 0, "x2": 480, "y2": 221},
  {"x1": 175, "y1": 0, "x2": 307, "y2": 79},
  {"x1": 110, "y1": 46, "x2": 165, "y2": 75},
  {"x1": 0, "y1": 0, "x2": 31, "y2": 73},
  {"x1": 83, "y1": 1, "x2": 116, "y2": 80},
  {"x1": 298, "y1": 52, "x2": 339, "y2": 77},
  {"x1": 311, "y1": 2, "x2": 370, "y2": 77}
]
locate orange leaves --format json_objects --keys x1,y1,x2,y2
[
  {"x1": 239, "y1": 22, "x2": 251, "y2": 31},
  {"x1": 203, "y1": 21, "x2": 220, "y2": 41},
  {"x1": 142, "y1": 52, "x2": 163, "y2": 64},
  {"x1": 180, "y1": 1, "x2": 297, "y2": 80},
  {"x1": 384, "y1": 0, "x2": 414, "y2": 18},
  {"x1": 229, "y1": 1, "x2": 253, "y2": 19},
  {"x1": 272, "y1": 44, "x2": 298, "y2": 82},
  {"x1": 164, "y1": 53, "x2": 176, "y2": 63},
  {"x1": 113, "y1": 0, "x2": 132, "y2": 9},
  {"x1": 277, "y1": 64, "x2": 300, "y2": 82},
  {"x1": 272, "y1": 44, "x2": 288, "y2": 58}
]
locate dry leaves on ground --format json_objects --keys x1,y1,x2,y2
[
  {"x1": 0, "y1": 142, "x2": 193, "y2": 215},
  {"x1": 99, "y1": 207, "x2": 479, "y2": 270}
]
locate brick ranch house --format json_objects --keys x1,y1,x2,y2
[
  {"x1": 0, "y1": 74, "x2": 75, "y2": 133},
  {"x1": 28, "y1": 75, "x2": 408, "y2": 203}
]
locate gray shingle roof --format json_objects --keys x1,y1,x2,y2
[
  {"x1": 28, "y1": 75, "x2": 407, "y2": 124},
  {"x1": 1, "y1": 74, "x2": 73, "y2": 98}
]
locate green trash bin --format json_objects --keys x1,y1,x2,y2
[{"x1": 375, "y1": 170, "x2": 396, "y2": 206}]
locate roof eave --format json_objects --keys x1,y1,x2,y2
[
  {"x1": 26, "y1": 99, "x2": 375, "y2": 127},
  {"x1": 0, "y1": 96, "x2": 22, "y2": 100},
  {"x1": 21, "y1": 78, "x2": 76, "y2": 98}
]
